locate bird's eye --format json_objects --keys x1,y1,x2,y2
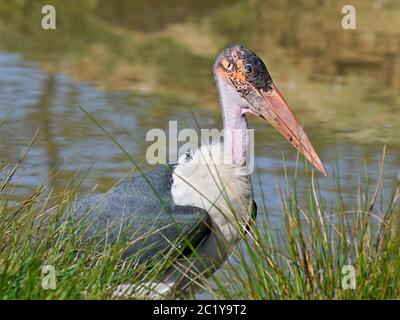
[
  {"x1": 227, "y1": 62, "x2": 234, "y2": 71},
  {"x1": 244, "y1": 64, "x2": 253, "y2": 74}
]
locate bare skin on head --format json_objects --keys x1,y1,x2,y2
[{"x1": 214, "y1": 45, "x2": 326, "y2": 175}]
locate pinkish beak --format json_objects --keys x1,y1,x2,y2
[{"x1": 252, "y1": 84, "x2": 327, "y2": 176}]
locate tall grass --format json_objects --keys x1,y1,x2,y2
[{"x1": 1, "y1": 148, "x2": 399, "y2": 299}]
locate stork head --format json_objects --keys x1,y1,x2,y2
[{"x1": 213, "y1": 45, "x2": 327, "y2": 176}]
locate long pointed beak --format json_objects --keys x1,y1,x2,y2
[{"x1": 254, "y1": 84, "x2": 327, "y2": 176}]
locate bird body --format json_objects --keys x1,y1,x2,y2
[{"x1": 74, "y1": 45, "x2": 326, "y2": 299}]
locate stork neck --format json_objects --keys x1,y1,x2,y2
[
  {"x1": 222, "y1": 107, "x2": 248, "y2": 166},
  {"x1": 218, "y1": 85, "x2": 249, "y2": 166}
]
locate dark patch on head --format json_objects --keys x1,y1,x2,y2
[
  {"x1": 215, "y1": 45, "x2": 273, "y2": 98},
  {"x1": 236, "y1": 46, "x2": 273, "y2": 91}
]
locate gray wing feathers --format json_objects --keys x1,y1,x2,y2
[{"x1": 73, "y1": 165, "x2": 211, "y2": 265}]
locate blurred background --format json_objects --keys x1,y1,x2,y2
[{"x1": 0, "y1": 0, "x2": 399, "y2": 227}]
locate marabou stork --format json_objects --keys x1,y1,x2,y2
[{"x1": 74, "y1": 45, "x2": 326, "y2": 299}]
